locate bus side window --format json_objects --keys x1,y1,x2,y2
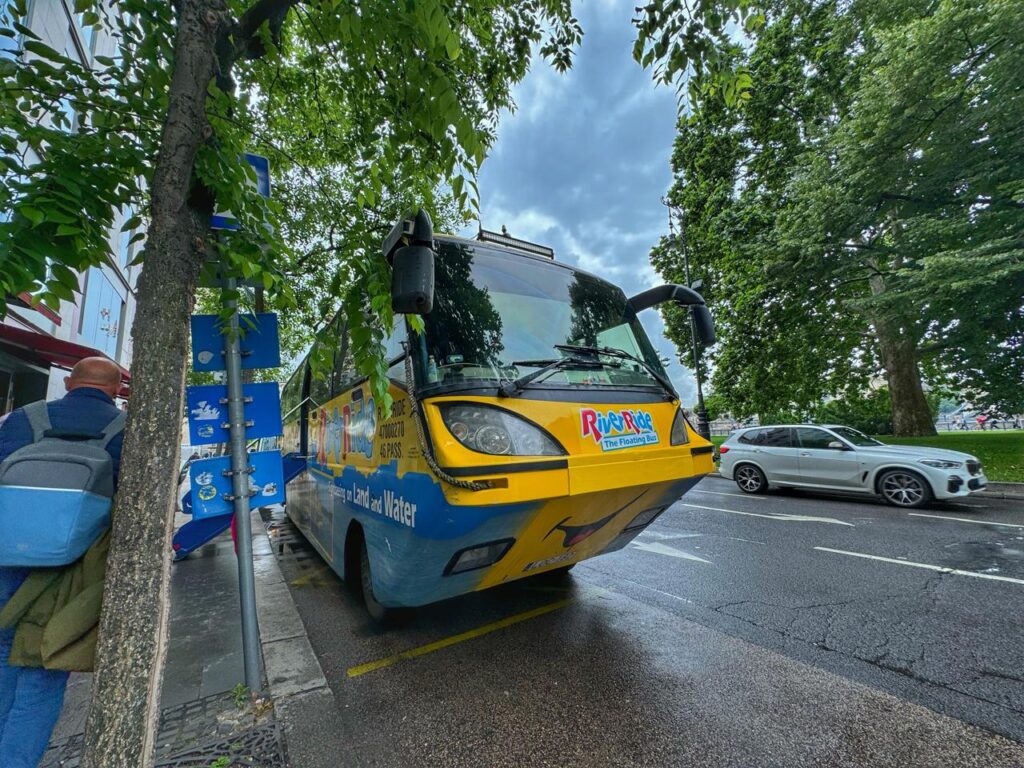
[
  {"x1": 281, "y1": 366, "x2": 304, "y2": 423},
  {"x1": 384, "y1": 315, "x2": 407, "y2": 385},
  {"x1": 308, "y1": 340, "x2": 333, "y2": 406}
]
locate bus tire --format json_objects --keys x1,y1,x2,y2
[{"x1": 359, "y1": 539, "x2": 393, "y2": 624}]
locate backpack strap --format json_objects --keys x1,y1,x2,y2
[
  {"x1": 21, "y1": 401, "x2": 52, "y2": 443},
  {"x1": 98, "y1": 411, "x2": 127, "y2": 449}
]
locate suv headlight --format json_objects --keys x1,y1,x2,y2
[
  {"x1": 438, "y1": 403, "x2": 566, "y2": 456},
  {"x1": 919, "y1": 459, "x2": 962, "y2": 469},
  {"x1": 670, "y1": 408, "x2": 691, "y2": 446}
]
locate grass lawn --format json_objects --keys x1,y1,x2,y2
[
  {"x1": 873, "y1": 430, "x2": 1023, "y2": 483},
  {"x1": 706, "y1": 430, "x2": 1023, "y2": 482}
]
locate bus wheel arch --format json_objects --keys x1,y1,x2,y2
[
  {"x1": 343, "y1": 520, "x2": 364, "y2": 587},
  {"x1": 344, "y1": 521, "x2": 394, "y2": 624}
]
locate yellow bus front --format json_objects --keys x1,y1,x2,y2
[{"x1": 285, "y1": 231, "x2": 714, "y2": 610}]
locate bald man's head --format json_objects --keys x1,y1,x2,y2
[{"x1": 65, "y1": 357, "x2": 123, "y2": 399}]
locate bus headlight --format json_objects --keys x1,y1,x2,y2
[
  {"x1": 438, "y1": 403, "x2": 566, "y2": 456},
  {"x1": 670, "y1": 409, "x2": 691, "y2": 445}
]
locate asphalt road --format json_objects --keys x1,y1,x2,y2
[{"x1": 265, "y1": 477, "x2": 1024, "y2": 767}]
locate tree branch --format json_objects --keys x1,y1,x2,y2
[{"x1": 235, "y1": 0, "x2": 298, "y2": 59}]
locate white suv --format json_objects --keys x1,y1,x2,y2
[{"x1": 718, "y1": 425, "x2": 987, "y2": 508}]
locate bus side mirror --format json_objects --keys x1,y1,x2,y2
[
  {"x1": 626, "y1": 284, "x2": 716, "y2": 346},
  {"x1": 391, "y1": 244, "x2": 435, "y2": 315},
  {"x1": 691, "y1": 303, "x2": 715, "y2": 347}
]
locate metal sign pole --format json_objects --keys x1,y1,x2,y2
[{"x1": 222, "y1": 274, "x2": 263, "y2": 693}]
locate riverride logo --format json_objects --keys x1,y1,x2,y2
[{"x1": 580, "y1": 408, "x2": 659, "y2": 451}]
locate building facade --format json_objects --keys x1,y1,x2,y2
[{"x1": 1, "y1": 0, "x2": 139, "y2": 412}]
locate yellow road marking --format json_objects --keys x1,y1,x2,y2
[
  {"x1": 288, "y1": 564, "x2": 333, "y2": 587},
  {"x1": 346, "y1": 598, "x2": 574, "y2": 678}
]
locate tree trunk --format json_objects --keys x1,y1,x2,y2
[
  {"x1": 80, "y1": 2, "x2": 224, "y2": 766},
  {"x1": 866, "y1": 266, "x2": 936, "y2": 437},
  {"x1": 874, "y1": 318, "x2": 936, "y2": 436}
]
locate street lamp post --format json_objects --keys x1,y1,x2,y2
[{"x1": 662, "y1": 199, "x2": 711, "y2": 440}]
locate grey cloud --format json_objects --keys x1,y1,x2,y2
[{"x1": 462, "y1": 2, "x2": 699, "y2": 405}]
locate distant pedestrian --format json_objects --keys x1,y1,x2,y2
[{"x1": 0, "y1": 357, "x2": 124, "y2": 768}]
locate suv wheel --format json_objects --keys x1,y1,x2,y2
[
  {"x1": 734, "y1": 464, "x2": 768, "y2": 494},
  {"x1": 878, "y1": 469, "x2": 932, "y2": 508}
]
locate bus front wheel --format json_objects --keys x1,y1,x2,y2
[{"x1": 359, "y1": 540, "x2": 393, "y2": 624}]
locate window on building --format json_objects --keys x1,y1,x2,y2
[
  {"x1": 79, "y1": 267, "x2": 125, "y2": 359},
  {"x1": 74, "y1": 13, "x2": 94, "y2": 57}
]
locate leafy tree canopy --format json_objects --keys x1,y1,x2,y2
[
  {"x1": 653, "y1": 0, "x2": 1024, "y2": 435},
  {"x1": 1, "y1": 0, "x2": 585, "y2": 411}
]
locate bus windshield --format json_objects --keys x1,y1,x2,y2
[{"x1": 417, "y1": 240, "x2": 670, "y2": 394}]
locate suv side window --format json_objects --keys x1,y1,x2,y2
[
  {"x1": 797, "y1": 427, "x2": 841, "y2": 450},
  {"x1": 738, "y1": 429, "x2": 762, "y2": 445},
  {"x1": 760, "y1": 427, "x2": 794, "y2": 447}
]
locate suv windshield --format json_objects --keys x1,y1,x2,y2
[
  {"x1": 414, "y1": 240, "x2": 669, "y2": 393},
  {"x1": 830, "y1": 426, "x2": 884, "y2": 447}
]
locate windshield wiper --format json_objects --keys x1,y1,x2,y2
[
  {"x1": 497, "y1": 357, "x2": 605, "y2": 398},
  {"x1": 554, "y1": 344, "x2": 677, "y2": 398}
]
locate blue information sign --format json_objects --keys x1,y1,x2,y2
[
  {"x1": 189, "y1": 450, "x2": 286, "y2": 520},
  {"x1": 186, "y1": 382, "x2": 282, "y2": 445},
  {"x1": 212, "y1": 153, "x2": 271, "y2": 230},
  {"x1": 190, "y1": 312, "x2": 280, "y2": 372}
]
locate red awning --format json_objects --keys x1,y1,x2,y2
[{"x1": 0, "y1": 324, "x2": 132, "y2": 397}]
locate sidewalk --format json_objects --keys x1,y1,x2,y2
[{"x1": 40, "y1": 507, "x2": 329, "y2": 767}]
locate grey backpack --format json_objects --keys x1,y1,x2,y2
[{"x1": 0, "y1": 401, "x2": 126, "y2": 567}]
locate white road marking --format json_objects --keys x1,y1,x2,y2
[
  {"x1": 637, "y1": 530, "x2": 703, "y2": 541},
  {"x1": 908, "y1": 513, "x2": 1024, "y2": 529},
  {"x1": 630, "y1": 540, "x2": 712, "y2": 563},
  {"x1": 712, "y1": 535, "x2": 768, "y2": 545},
  {"x1": 692, "y1": 489, "x2": 766, "y2": 500},
  {"x1": 680, "y1": 502, "x2": 855, "y2": 527},
  {"x1": 814, "y1": 547, "x2": 1024, "y2": 586}
]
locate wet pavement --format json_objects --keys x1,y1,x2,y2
[{"x1": 266, "y1": 477, "x2": 1024, "y2": 767}]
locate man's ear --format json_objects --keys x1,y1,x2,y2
[{"x1": 64, "y1": 376, "x2": 71, "y2": 391}]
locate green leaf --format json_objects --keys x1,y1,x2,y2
[
  {"x1": 121, "y1": 214, "x2": 142, "y2": 232},
  {"x1": 18, "y1": 206, "x2": 44, "y2": 226},
  {"x1": 445, "y1": 34, "x2": 461, "y2": 61},
  {"x1": 50, "y1": 262, "x2": 79, "y2": 288},
  {"x1": 22, "y1": 40, "x2": 66, "y2": 62}
]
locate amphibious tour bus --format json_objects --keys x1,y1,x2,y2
[{"x1": 280, "y1": 211, "x2": 716, "y2": 620}]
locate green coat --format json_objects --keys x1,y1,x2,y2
[{"x1": 0, "y1": 530, "x2": 109, "y2": 672}]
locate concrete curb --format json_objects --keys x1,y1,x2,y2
[
  {"x1": 981, "y1": 482, "x2": 1024, "y2": 501},
  {"x1": 250, "y1": 508, "x2": 333, "y2": 703}
]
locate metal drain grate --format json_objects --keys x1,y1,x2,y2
[
  {"x1": 155, "y1": 691, "x2": 248, "y2": 759},
  {"x1": 39, "y1": 694, "x2": 287, "y2": 768},
  {"x1": 39, "y1": 732, "x2": 83, "y2": 767},
  {"x1": 155, "y1": 721, "x2": 286, "y2": 767}
]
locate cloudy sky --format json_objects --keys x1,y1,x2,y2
[{"x1": 460, "y1": 1, "x2": 698, "y2": 404}]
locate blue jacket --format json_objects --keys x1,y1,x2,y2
[{"x1": 0, "y1": 388, "x2": 124, "y2": 488}]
